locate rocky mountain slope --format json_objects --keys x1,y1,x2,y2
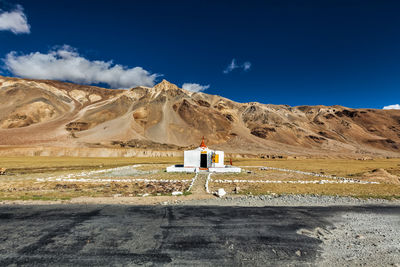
[{"x1": 0, "y1": 75, "x2": 399, "y2": 157}]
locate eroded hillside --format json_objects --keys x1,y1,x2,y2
[{"x1": 0, "y1": 75, "x2": 399, "y2": 157}]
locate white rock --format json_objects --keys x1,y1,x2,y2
[
  {"x1": 172, "y1": 191, "x2": 183, "y2": 196},
  {"x1": 217, "y1": 188, "x2": 226, "y2": 198}
]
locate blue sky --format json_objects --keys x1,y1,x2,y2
[{"x1": 1, "y1": 0, "x2": 400, "y2": 109}]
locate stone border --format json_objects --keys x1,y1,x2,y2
[
  {"x1": 205, "y1": 173, "x2": 212, "y2": 193},
  {"x1": 211, "y1": 179, "x2": 379, "y2": 184},
  {"x1": 186, "y1": 173, "x2": 198, "y2": 192},
  {"x1": 239, "y1": 166, "x2": 379, "y2": 184}
]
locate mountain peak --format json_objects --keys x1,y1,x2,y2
[
  {"x1": 1, "y1": 75, "x2": 400, "y2": 157},
  {"x1": 153, "y1": 79, "x2": 180, "y2": 91}
]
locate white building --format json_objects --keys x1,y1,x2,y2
[{"x1": 166, "y1": 138, "x2": 241, "y2": 173}]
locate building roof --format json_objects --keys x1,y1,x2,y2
[{"x1": 200, "y1": 136, "x2": 207, "y2": 149}]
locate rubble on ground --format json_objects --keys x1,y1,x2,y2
[{"x1": 216, "y1": 188, "x2": 226, "y2": 198}]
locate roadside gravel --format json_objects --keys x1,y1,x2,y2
[
  {"x1": 179, "y1": 194, "x2": 400, "y2": 207},
  {"x1": 317, "y1": 211, "x2": 400, "y2": 266},
  {"x1": 2, "y1": 194, "x2": 399, "y2": 207},
  {"x1": 182, "y1": 194, "x2": 400, "y2": 266}
]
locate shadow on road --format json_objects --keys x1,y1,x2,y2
[{"x1": 0, "y1": 204, "x2": 398, "y2": 266}]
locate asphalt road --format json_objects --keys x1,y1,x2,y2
[{"x1": 0, "y1": 204, "x2": 398, "y2": 266}]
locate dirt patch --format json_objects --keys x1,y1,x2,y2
[
  {"x1": 362, "y1": 168, "x2": 400, "y2": 184},
  {"x1": 209, "y1": 182, "x2": 400, "y2": 199},
  {"x1": 66, "y1": 121, "x2": 90, "y2": 132},
  {"x1": 1, "y1": 101, "x2": 58, "y2": 129},
  {"x1": 196, "y1": 99, "x2": 210, "y2": 107},
  {"x1": 307, "y1": 135, "x2": 326, "y2": 143},
  {"x1": 111, "y1": 139, "x2": 186, "y2": 150},
  {"x1": 0, "y1": 180, "x2": 191, "y2": 200},
  {"x1": 250, "y1": 127, "x2": 276, "y2": 139},
  {"x1": 335, "y1": 110, "x2": 358, "y2": 118}
]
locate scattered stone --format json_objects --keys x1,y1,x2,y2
[
  {"x1": 233, "y1": 186, "x2": 240, "y2": 194},
  {"x1": 0, "y1": 168, "x2": 6, "y2": 175},
  {"x1": 216, "y1": 188, "x2": 226, "y2": 198},
  {"x1": 295, "y1": 250, "x2": 302, "y2": 257},
  {"x1": 355, "y1": 234, "x2": 365, "y2": 239},
  {"x1": 113, "y1": 194, "x2": 122, "y2": 197},
  {"x1": 142, "y1": 193, "x2": 150, "y2": 197}
]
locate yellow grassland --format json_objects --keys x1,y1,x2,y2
[
  {"x1": 0, "y1": 157, "x2": 399, "y2": 200},
  {"x1": 209, "y1": 182, "x2": 400, "y2": 199},
  {"x1": 231, "y1": 158, "x2": 400, "y2": 177},
  {"x1": 0, "y1": 156, "x2": 182, "y2": 173}
]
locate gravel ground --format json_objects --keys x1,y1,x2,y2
[
  {"x1": 179, "y1": 194, "x2": 400, "y2": 207},
  {"x1": 180, "y1": 195, "x2": 400, "y2": 266},
  {"x1": 317, "y1": 211, "x2": 400, "y2": 266}
]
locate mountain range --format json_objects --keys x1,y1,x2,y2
[{"x1": 0, "y1": 75, "x2": 399, "y2": 158}]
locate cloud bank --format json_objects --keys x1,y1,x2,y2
[
  {"x1": 182, "y1": 83, "x2": 210, "y2": 92},
  {"x1": 383, "y1": 104, "x2": 400, "y2": 110},
  {"x1": 3, "y1": 45, "x2": 159, "y2": 88},
  {"x1": 0, "y1": 5, "x2": 30, "y2": 34},
  {"x1": 223, "y1": 59, "x2": 251, "y2": 74}
]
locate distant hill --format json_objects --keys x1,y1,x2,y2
[{"x1": 0, "y1": 75, "x2": 399, "y2": 157}]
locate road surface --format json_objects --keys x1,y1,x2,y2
[{"x1": 0, "y1": 204, "x2": 399, "y2": 266}]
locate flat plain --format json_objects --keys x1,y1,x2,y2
[{"x1": 0, "y1": 156, "x2": 399, "y2": 201}]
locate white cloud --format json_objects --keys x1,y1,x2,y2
[
  {"x1": 223, "y1": 58, "x2": 252, "y2": 74},
  {"x1": 0, "y1": 5, "x2": 30, "y2": 34},
  {"x1": 243, "y1": 61, "x2": 251, "y2": 71},
  {"x1": 3, "y1": 45, "x2": 160, "y2": 88},
  {"x1": 182, "y1": 83, "x2": 210, "y2": 92},
  {"x1": 223, "y1": 59, "x2": 239, "y2": 74},
  {"x1": 383, "y1": 104, "x2": 400, "y2": 110}
]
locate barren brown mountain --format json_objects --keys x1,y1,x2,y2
[{"x1": 0, "y1": 75, "x2": 399, "y2": 157}]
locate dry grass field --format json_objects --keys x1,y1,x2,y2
[
  {"x1": 0, "y1": 156, "x2": 399, "y2": 200},
  {"x1": 212, "y1": 170, "x2": 339, "y2": 181},
  {"x1": 232, "y1": 158, "x2": 400, "y2": 177},
  {"x1": 0, "y1": 157, "x2": 189, "y2": 200},
  {"x1": 208, "y1": 182, "x2": 400, "y2": 199},
  {"x1": 211, "y1": 158, "x2": 400, "y2": 199},
  {"x1": 0, "y1": 156, "x2": 182, "y2": 173},
  {"x1": 0, "y1": 179, "x2": 191, "y2": 201}
]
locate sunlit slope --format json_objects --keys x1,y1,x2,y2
[{"x1": 0, "y1": 76, "x2": 399, "y2": 157}]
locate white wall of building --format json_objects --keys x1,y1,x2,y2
[
  {"x1": 167, "y1": 146, "x2": 242, "y2": 173},
  {"x1": 184, "y1": 150, "x2": 201, "y2": 167},
  {"x1": 173, "y1": 147, "x2": 241, "y2": 173},
  {"x1": 212, "y1": 151, "x2": 225, "y2": 168},
  {"x1": 166, "y1": 165, "x2": 197, "y2": 172},
  {"x1": 184, "y1": 148, "x2": 226, "y2": 168},
  {"x1": 209, "y1": 166, "x2": 241, "y2": 173}
]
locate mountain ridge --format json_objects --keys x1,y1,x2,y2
[{"x1": 0, "y1": 75, "x2": 399, "y2": 158}]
